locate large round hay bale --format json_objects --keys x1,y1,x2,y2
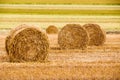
[
  {"x1": 58, "y1": 24, "x2": 89, "y2": 49},
  {"x1": 83, "y1": 23, "x2": 106, "y2": 46},
  {"x1": 46, "y1": 25, "x2": 58, "y2": 34},
  {"x1": 5, "y1": 24, "x2": 49, "y2": 62}
]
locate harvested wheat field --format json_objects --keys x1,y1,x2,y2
[{"x1": 0, "y1": 30, "x2": 120, "y2": 79}]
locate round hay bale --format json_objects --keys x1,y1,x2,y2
[
  {"x1": 83, "y1": 23, "x2": 106, "y2": 46},
  {"x1": 5, "y1": 24, "x2": 49, "y2": 62},
  {"x1": 46, "y1": 25, "x2": 58, "y2": 34},
  {"x1": 58, "y1": 24, "x2": 89, "y2": 49}
]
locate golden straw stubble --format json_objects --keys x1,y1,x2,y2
[
  {"x1": 83, "y1": 23, "x2": 106, "y2": 46},
  {"x1": 5, "y1": 24, "x2": 49, "y2": 62},
  {"x1": 46, "y1": 25, "x2": 58, "y2": 34},
  {"x1": 58, "y1": 24, "x2": 89, "y2": 49}
]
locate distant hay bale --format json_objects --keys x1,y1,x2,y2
[
  {"x1": 58, "y1": 24, "x2": 89, "y2": 49},
  {"x1": 5, "y1": 24, "x2": 49, "y2": 62},
  {"x1": 46, "y1": 25, "x2": 58, "y2": 34},
  {"x1": 83, "y1": 23, "x2": 106, "y2": 46}
]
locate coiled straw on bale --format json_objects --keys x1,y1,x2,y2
[
  {"x1": 5, "y1": 24, "x2": 49, "y2": 62},
  {"x1": 83, "y1": 23, "x2": 106, "y2": 46},
  {"x1": 58, "y1": 24, "x2": 89, "y2": 49},
  {"x1": 46, "y1": 25, "x2": 58, "y2": 34}
]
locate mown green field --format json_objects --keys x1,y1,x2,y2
[
  {"x1": 0, "y1": 0, "x2": 120, "y2": 5},
  {"x1": 0, "y1": 0, "x2": 119, "y2": 31}
]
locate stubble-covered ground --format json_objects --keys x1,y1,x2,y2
[{"x1": 0, "y1": 31, "x2": 120, "y2": 80}]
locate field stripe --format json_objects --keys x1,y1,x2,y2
[
  {"x1": 0, "y1": 4, "x2": 120, "y2": 10},
  {"x1": 0, "y1": 8, "x2": 120, "y2": 15},
  {"x1": 0, "y1": 14, "x2": 120, "y2": 23},
  {"x1": 0, "y1": 0, "x2": 120, "y2": 5},
  {"x1": 0, "y1": 4, "x2": 120, "y2": 15}
]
